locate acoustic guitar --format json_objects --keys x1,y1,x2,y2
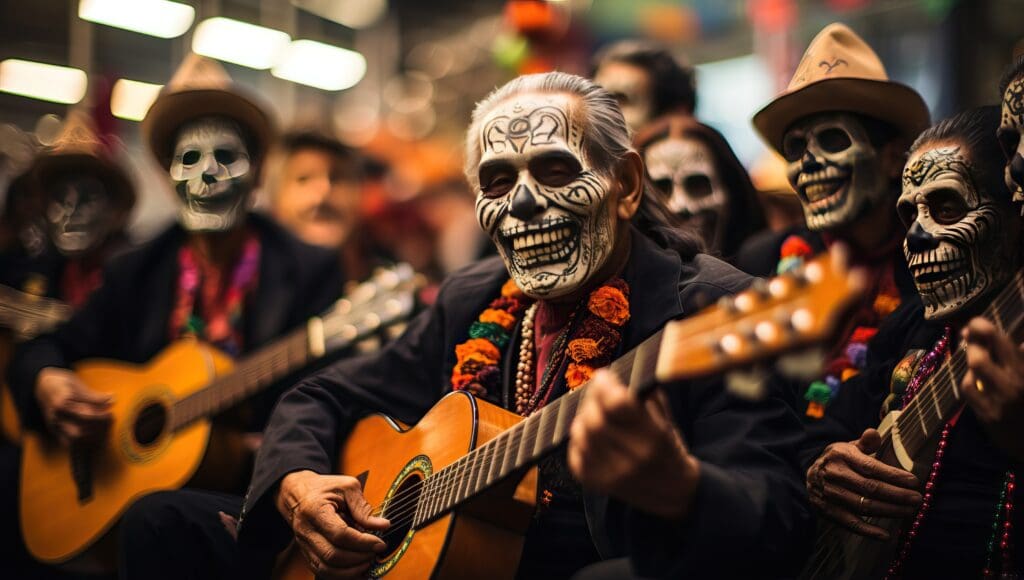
[
  {"x1": 275, "y1": 250, "x2": 865, "y2": 580},
  {"x1": 799, "y1": 270, "x2": 1024, "y2": 579},
  {"x1": 19, "y1": 265, "x2": 418, "y2": 566}
]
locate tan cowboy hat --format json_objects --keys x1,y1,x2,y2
[
  {"x1": 142, "y1": 53, "x2": 275, "y2": 169},
  {"x1": 753, "y1": 23, "x2": 930, "y2": 154},
  {"x1": 29, "y1": 109, "x2": 135, "y2": 210}
]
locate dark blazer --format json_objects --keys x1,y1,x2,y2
[
  {"x1": 8, "y1": 213, "x2": 344, "y2": 433},
  {"x1": 238, "y1": 228, "x2": 812, "y2": 578}
]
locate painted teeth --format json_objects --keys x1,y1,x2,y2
[{"x1": 511, "y1": 227, "x2": 572, "y2": 251}]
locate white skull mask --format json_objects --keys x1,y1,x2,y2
[
  {"x1": 644, "y1": 136, "x2": 726, "y2": 252},
  {"x1": 474, "y1": 93, "x2": 617, "y2": 299},
  {"x1": 998, "y1": 76, "x2": 1024, "y2": 214},
  {"x1": 44, "y1": 174, "x2": 113, "y2": 256},
  {"x1": 169, "y1": 118, "x2": 253, "y2": 232},
  {"x1": 898, "y1": 145, "x2": 1013, "y2": 321},
  {"x1": 783, "y1": 113, "x2": 890, "y2": 231}
]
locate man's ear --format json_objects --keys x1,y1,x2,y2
[
  {"x1": 616, "y1": 150, "x2": 645, "y2": 220},
  {"x1": 881, "y1": 138, "x2": 910, "y2": 180}
]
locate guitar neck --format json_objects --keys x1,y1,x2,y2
[
  {"x1": 169, "y1": 325, "x2": 314, "y2": 430},
  {"x1": 895, "y1": 272, "x2": 1024, "y2": 458},
  {"x1": 0, "y1": 284, "x2": 71, "y2": 340},
  {"x1": 412, "y1": 329, "x2": 664, "y2": 526}
]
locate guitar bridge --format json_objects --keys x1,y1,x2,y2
[{"x1": 70, "y1": 445, "x2": 93, "y2": 503}]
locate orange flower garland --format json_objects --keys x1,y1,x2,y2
[{"x1": 565, "y1": 278, "x2": 630, "y2": 389}]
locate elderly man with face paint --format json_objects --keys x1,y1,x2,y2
[
  {"x1": 752, "y1": 23, "x2": 930, "y2": 421},
  {"x1": 6, "y1": 54, "x2": 344, "y2": 578},
  {"x1": 227, "y1": 72, "x2": 811, "y2": 580},
  {"x1": 800, "y1": 106, "x2": 1024, "y2": 578}
]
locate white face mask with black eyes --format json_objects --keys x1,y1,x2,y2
[
  {"x1": 169, "y1": 117, "x2": 253, "y2": 232},
  {"x1": 999, "y1": 77, "x2": 1024, "y2": 214},
  {"x1": 474, "y1": 93, "x2": 616, "y2": 300},
  {"x1": 44, "y1": 175, "x2": 113, "y2": 256},
  {"x1": 644, "y1": 136, "x2": 726, "y2": 252}
]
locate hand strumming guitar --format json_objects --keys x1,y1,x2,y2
[
  {"x1": 34, "y1": 367, "x2": 113, "y2": 446},
  {"x1": 276, "y1": 470, "x2": 389, "y2": 579},
  {"x1": 806, "y1": 429, "x2": 922, "y2": 540},
  {"x1": 960, "y1": 317, "x2": 1024, "y2": 462},
  {"x1": 567, "y1": 369, "x2": 700, "y2": 521}
]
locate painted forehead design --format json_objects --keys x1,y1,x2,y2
[
  {"x1": 903, "y1": 146, "x2": 976, "y2": 191},
  {"x1": 480, "y1": 95, "x2": 584, "y2": 157},
  {"x1": 1002, "y1": 77, "x2": 1024, "y2": 127}
]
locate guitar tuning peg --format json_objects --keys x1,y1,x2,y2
[
  {"x1": 725, "y1": 366, "x2": 769, "y2": 400},
  {"x1": 750, "y1": 278, "x2": 770, "y2": 298},
  {"x1": 775, "y1": 347, "x2": 826, "y2": 381}
]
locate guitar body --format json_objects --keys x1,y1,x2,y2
[
  {"x1": 276, "y1": 391, "x2": 538, "y2": 580},
  {"x1": 20, "y1": 339, "x2": 233, "y2": 564}
]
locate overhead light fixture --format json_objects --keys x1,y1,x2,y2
[
  {"x1": 192, "y1": 17, "x2": 291, "y2": 70},
  {"x1": 111, "y1": 79, "x2": 163, "y2": 121},
  {"x1": 272, "y1": 40, "x2": 366, "y2": 91},
  {"x1": 0, "y1": 59, "x2": 88, "y2": 105},
  {"x1": 291, "y1": 0, "x2": 388, "y2": 30},
  {"x1": 79, "y1": 0, "x2": 195, "y2": 38}
]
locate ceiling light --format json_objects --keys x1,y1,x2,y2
[
  {"x1": 272, "y1": 40, "x2": 366, "y2": 91},
  {"x1": 0, "y1": 59, "x2": 88, "y2": 105},
  {"x1": 111, "y1": 79, "x2": 163, "y2": 121},
  {"x1": 291, "y1": 0, "x2": 388, "y2": 30},
  {"x1": 192, "y1": 17, "x2": 291, "y2": 70},
  {"x1": 79, "y1": 0, "x2": 195, "y2": 38}
]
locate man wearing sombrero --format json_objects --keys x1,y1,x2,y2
[
  {"x1": 8, "y1": 54, "x2": 344, "y2": 576},
  {"x1": 752, "y1": 23, "x2": 929, "y2": 421}
]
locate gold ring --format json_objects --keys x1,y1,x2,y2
[
  {"x1": 859, "y1": 496, "x2": 866, "y2": 512},
  {"x1": 976, "y1": 379, "x2": 985, "y2": 393}
]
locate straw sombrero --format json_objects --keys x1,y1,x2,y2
[
  {"x1": 753, "y1": 23, "x2": 930, "y2": 154},
  {"x1": 29, "y1": 109, "x2": 135, "y2": 210},
  {"x1": 142, "y1": 54, "x2": 275, "y2": 169}
]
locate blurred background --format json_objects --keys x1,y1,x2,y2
[{"x1": 1, "y1": 0, "x2": 1022, "y2": 271}]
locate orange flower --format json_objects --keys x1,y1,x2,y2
[
  {"x1": 501, "y1": 279, "x2": 523, "y2": 298},
  {"x1": 565, "y1": 362, "x2": 594, "y2": 389},
  {"x1": 480, "y1": 308, "x2": 516, "y2": 330},
  {"x1": 568, "y1": 337, "x2": 602, "y2": 363},
  {"x1": 588, "y1": 286, "x2": 630, "y2": 326},
  {"x1": 873, "y1": 293, "x2": 900, "y2": 318},
  {"x1": 451, "y1": 372, "x2": 476, "y2": 389},
  {"x1": 455, "y1": 338, "x2": 501, "y2": 364}
]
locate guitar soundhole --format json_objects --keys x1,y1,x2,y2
[
  {"x1": 133, "y1": 402, "x2": 167, "y2": 446},
  {"x1": 380, "y1": 474, "x2": 421, "y2": 555}
]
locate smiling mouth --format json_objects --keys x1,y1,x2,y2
[
  {"x1": 797, "y1": 167, "x2": 851, "y2": 214},
  {"x1": 911, "y1": 259, "x2": 968, "y2": 288},
  {"x1": 500, "y1": 218, "x2": 579, "y2": 268}
]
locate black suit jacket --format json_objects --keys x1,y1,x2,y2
[
  {"x1": 8, "y1": 213, "x2": 344, "y2": 432},
  {"x1": 237, "y1": 229, "x2": 812, "y2": 578}
]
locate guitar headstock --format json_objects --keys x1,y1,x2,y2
[
  {"x1": 655, "y1": 247, "x2": 866, "y2": 386},
  {"x1": 318, "y1": 264, "x2": 419, "y2": 352}
]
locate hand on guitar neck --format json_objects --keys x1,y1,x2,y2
[
  {"x1": 806, "y1": 429, "x2": 922, "y2": 540},
  {"x1": 960, "y1": 317, "x2": 1024, "y2": 462},
  {"x1": 277, "y1": 470, "x2": 390, "y2": 578},
  {"x1": 567, "y1": 369, "x2": 700, "y2": 521},
  {"x1": 34, "y1": 367, "x2": 113, "y2": 446}
]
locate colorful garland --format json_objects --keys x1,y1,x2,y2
[
  {"x1": 565, "y1": 278, "x2": 630, "y2": 390},
  {"x1": 451, "y1": 279, "x2": 530, "y2": 396}
]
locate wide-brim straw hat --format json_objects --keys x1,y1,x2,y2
[
  {"x1": 142, "y1": 53, "x2": 275, "y2": 169},
  {"x1": 753, "y1": 23, "x2": 930, "y2": 154},
  {"x1": 29, "y1": 109, "x2": 135, "y2": 210}
]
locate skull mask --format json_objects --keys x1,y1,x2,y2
[
  {"x1": 474, "y1": 92, "x2": 617, "y2": 299},
  {"x1": 644, "y1": 136, "x2": 726, "y2": 253},
  {"x1": 783, "y1": 113, "x2": 891, "y2": 231},
  {"x1": 44, "y1": 173, "x2": 114, "y2": 257},
  {"x1": 898, "y1": 145, "x2": 1013, "y2": 320},
  {"x1": 169, "y1": 117, "x2": 253, "y2": 232},
  {"x1": 998, "y1": 76, "x2": 1024, "y2": 214}
]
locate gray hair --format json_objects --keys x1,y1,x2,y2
[{"x1": 464, "y1": 71, "x2": 701, "y2": 258}]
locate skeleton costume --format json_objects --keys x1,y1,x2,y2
[
  {"x1": 752, "y1": 23, "x2": 928, "y2": 419},
  {"x1": 803, "y1": 106, "x2": 1024, "y2": 579},
  {"x1": 998, "y1": 57, "x2": 1024, "y2": 214}
]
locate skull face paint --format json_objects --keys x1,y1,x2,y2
[
  {"x1": 783, "y1": 113, "x2": 890, "y2": 231},
  {"x1": 644, "y1": 136, "x2": 726, "y2": 252},
  {"x1": 998, "y1": 76, "x2": 1024, "y2": 214},
  {"x1": 169, "y1": 118, "x2": 253, "y2": 232},
  {"x1": 474, "y1": 93, "x2": 616, "y2": 299},
  {"x1": 898, "y1": 145, "x2": 1011, "y2": 320},
  {"x1": 593, "y1": 62, "x2": 652, "y2": 134},
  {"x1": 44, "y1": 174, "x2": 113, "y2": 256}
]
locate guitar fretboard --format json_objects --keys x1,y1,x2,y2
[{"x1": 894, "y1": 272, "x2": 1024, "y2": 459}]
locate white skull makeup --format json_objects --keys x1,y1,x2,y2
[
  {"x1": 594, "y1": 62, "x2": 652, "y2": 134},
  {"x1": 474, "y1": 93, "x2": 616, "y2": 299},
  {"x1": 898, "y1": 145, "x2": 1011, "y2": 320},
  {"x1": 783, "y1": 113, "x2": 890, "y2": 231},
  {"x1": 44, "y1": 174, "x2": 113, "y2": 256},
  {"x1": 998, "y1": 77, "x2": 1024, "y2": 214},
  {"x1": 644, "y1": 136, "x2": 726, "y2": 252},
  {"x1": 169, "y1": 118, "x2": 253, "y2": 232}
]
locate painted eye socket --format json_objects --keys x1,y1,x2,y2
[
  {"x1": 897, "y1": 200, "x2": 917, "y2": 227},
  {"x1": 651, "y1": 178, "x2": 673, "y2": 196},
  {"x1": 782, "y1": 134, "x2": 807, "y2": 162},
  {"x1": 214, "y1": 149, "x2": 239, "y2": 165},
  {"x1": 997, "y1": 127, "x2": 1021, "y2": 160},
  {"x1": 181, "y1": 150, "x2": 201, "y2": 165},
  {"x1": 682, "y1": 174, "x2": 713, "y2": 198},
  {"x1": 928, "y1": 188, "x2": 969, "y2": 225},
  {"x1": 480, "y1": 170, "x2": 516, "y2": 198},
  {"x1": 529, "y1": 156, "x2": 581, "y2": 188},
  {"x1": 816, "y1": 127, "x2": 852, "y2": 153}
]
